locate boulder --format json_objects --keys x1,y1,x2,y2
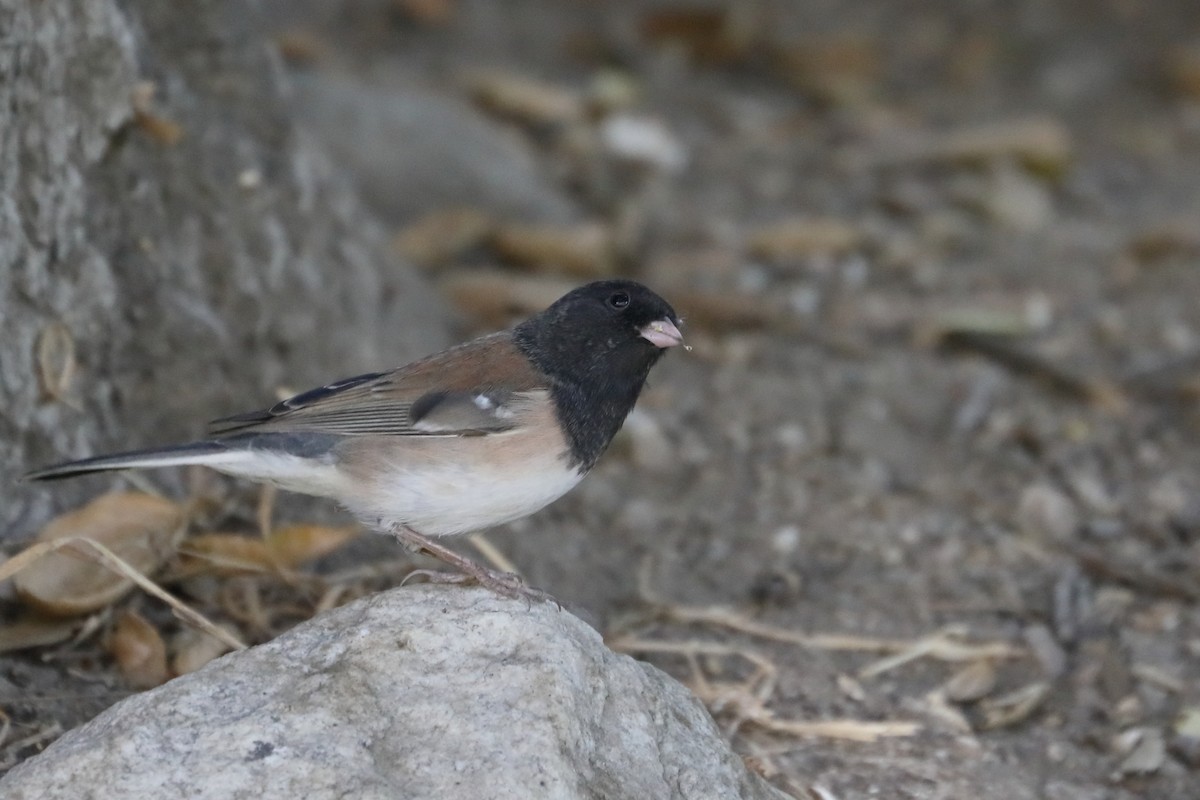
[
  {"x1": 1, "y1": 0, "x2": 451, "y2": 540},
  {"x1": 291, "y1": 72, "x2": 578, "y2": 225},
  {"x1": 0, "y1": 587, "x2": 786, "y2": 800}
]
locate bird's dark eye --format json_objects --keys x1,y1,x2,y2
[{"x1": 608, "y1": 291, "x2": 630, "y2": 310}]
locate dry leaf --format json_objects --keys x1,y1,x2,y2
[
  {"x1": 0, "y1": 614, "x2": 79, "y2": 654},
  {"x1": 773, "y1": 38, "x2": 881, "y2": 105},
  {"x1": 130, "y1": 81, "x2": 184, "y2": 145},
  {"x1": 133, "y1": 112, "x2": 184, "y2": 146},
  {"x1": 640, "y1": 7, "x2": 759, "y2": 65},
  {"x1": 943, "y1": 660, "x2": 997, "y2": 703},
  {"x1": 745, "y1": 218, "x2": 862, "y2": 262},
  {"x1": 14, "y1": 493, "x2": 185, "y2": 617},
  {"x1": 178, "y1": 525, "x2": 358, "y2": 577},
  {"x1": 394, "y1": 208, "x2": 494, "y2": 269},
  {"x1": 669, "y1": 288, "x2": 782, "y2": 332},
  {"x1": 1127, "y1": 220, "x2": 1200, "y2": 262},
  {"x1": 274, "y1": 29, "x2": 330, "y2": 64},
  {"x1": 870, "y1": 117, "x2": 1072, "y2": 177},
  {"x1": 440, "y1": 271, "x2": 576, "y2": 326},
  {"x1": 177, "y1": 534, "x2": 276, "y2": 577},
  {"x1": 267, "y1": 524, "x2": 360, "y2": 566},
  {"x1": 1166, "y1": 44, "x2": 1200, "y2": 99},
  {"x1": 921, "y1": 689, "x2": 974, "y2": 733},
  {"x1": 978, "y1": 681, "x2": 1050, "y2": 729},
  {"x1": 490, "y1": 221, "x2": 616, "y2": 277},
  {"x1": 0, "y1": 536, "x2": 245, "y2": 652},
  {"x1": 171, "y1": 625, "x2": 235, "y2": 676},
  {"x1": 394, "y1": 0, "x2": 457, "y2": 26},
  {"x1": 35, "y1": 322, "x2": 76, "y2": 402},
  {"x1": 463, "y1": 71, "x2": 584, "y2": 126},
  {"x1": 109, "y1": 610, "x2": 169, "y2": 689}
]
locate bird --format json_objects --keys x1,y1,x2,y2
[{"x1": 25, "y1": 280, "x2": 685, "y2": 601}]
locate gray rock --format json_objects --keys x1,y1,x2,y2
[
  {"x1": 2, "y1": 0, "x2": 451, "y2": 540},
  {"x1": 0, "y1": 587, "x2": 786, "y2": 800},
  {"x1": 290, "y1": 72, "x2": 578, "y2": 224}
]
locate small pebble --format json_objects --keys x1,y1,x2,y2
[
  {"x1": 773, "y1": 423, "x2": 809, "y2": 455},
  {"x1": 600, "y1": 114, "x2": 687, "y2": 172},
  {"x1": 1113, "y1": 727, "x2": 1166, "y2": 777},
  {"x1": 981, "y1": 164, "x2": 1054, "y2": 231},
  {"x1": 1169, "y1": 707, "x2": 1200, "y2": 767},
  {"x1": 771, "y1": 524, "x2": 801, "y2": 554},
  {"x1": 1017, "y1": 483, "x2": 1078, "y2": 541}
]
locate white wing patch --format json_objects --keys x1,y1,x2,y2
[
  {"x1": 473, "y1": 393, "x2": 515, "y2": 418},
  {"x1": 410, "y1": 391, "x2": 522, "y2": 433}
]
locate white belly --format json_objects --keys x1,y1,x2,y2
[{"x1": 346, "y1": 451, "x2": 586, "y2": 536}]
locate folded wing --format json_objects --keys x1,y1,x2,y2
[{"x1": 207, "y1": 333, "x2": 547, "y2": 438}]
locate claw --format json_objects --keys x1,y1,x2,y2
[
  {"x1": 390, "y1": 525, "x2": 560, "y2": 607},
  {"x1": 401, "y1": 568, "x2": 462, "y2": 587}
]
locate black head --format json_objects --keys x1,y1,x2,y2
[
  {"x1": 513, "y1": 280, "x2": 682, "y2": 468},
  {"x1": 514, "y1": 280, "x2": 682, "y2": 382}
]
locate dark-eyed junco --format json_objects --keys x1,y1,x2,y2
[{"x1": 26, "y1": 280, "x2": 684, "y2": 601}]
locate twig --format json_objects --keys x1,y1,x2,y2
[
  {"x1": 0, "y1": 722, "x2": 64, "y2": 771},
  {"x1": 939, "y1": 331, "x2": 1128, "y2": 412},
  {"x1": 629, "y1": 556, "x2": 1024, "y2": 672},
  {"x1": 0, "y1": 538, "x2": 246, "y2": 651},
  {"x1": 1066, "y1": 543, "x2": 1200, "y2": 602},
  {"x1": 857, "y1": 626, "x2": 1023, "y2": 679},
  {"x1": 610, "y1": 636, "x2": 919, "y2": 742},
  {"x1": 751, "y1": 718, "x2": 920, "y2": 743},
  {"x1": 467, "y1": 533, "x2": 519, "y2": 574}
]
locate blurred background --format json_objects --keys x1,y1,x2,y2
[{"x1": 3, "y1": 0, "x2": 1200, "y2": 795}]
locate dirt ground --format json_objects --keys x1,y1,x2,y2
[{"x1": 4, "y1": 1, "x2": 1200, "y2": 797}]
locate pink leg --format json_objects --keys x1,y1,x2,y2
[{"x1": 389, "y1": 525, "x2": 557, "y2": 605}]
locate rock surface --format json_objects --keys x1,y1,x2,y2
[
  {"x1": 1, "y1": 0, "x2": 451, "y2": 540},
  {"x1": 0, "y1": 587, "x2": 785, "y2": 800},
  {"x1": 291, "y1": 72, "x2": 578, "y2": 224}
]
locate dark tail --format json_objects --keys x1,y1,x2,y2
[{"x1": 23, "y1": 441, "x2": 236, "y2": 481}]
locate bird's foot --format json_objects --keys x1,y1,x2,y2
[
  {"x1": 389, "y1": 525, "x2": 558, "y2": 606},
  {"x1": 402, "y1": 566, "x2": 558, "y2": 606}
]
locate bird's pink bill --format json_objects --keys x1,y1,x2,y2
[{"x1": 639, "y1": 318, "x2": 687, "y2": 350}]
